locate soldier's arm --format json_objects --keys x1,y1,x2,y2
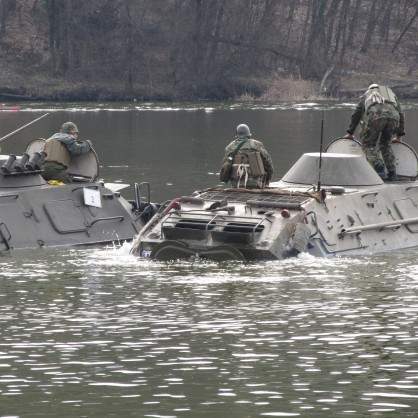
[
  {"x1": 347, "y1": 101, "x2": 363, "y2": 135},
  {"x1": 62, "y1": 137, "x2": 91, "y2": 156},
  {"x1": 222, "y1": 143, "x2": 234, "y2": 164},
  {"x1": 263, "y1": 157, "x2": 274, "y2": 181},
  {"x1": 260, "y1": 148, "x2": 274, "y2": 181},
  {"x1": 395, "y1": 101, "x2": 405, "y2": 136}
]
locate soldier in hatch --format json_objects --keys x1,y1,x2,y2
[
  {"x1": 221, "y1": 123, "x2": 274, "y2": 189},
  {"x1": 344, "y1": 84, "x2": 405, "y2": 181},
  {"x1": 41, "y1": 122, "x2": 92, "y2": 183}
]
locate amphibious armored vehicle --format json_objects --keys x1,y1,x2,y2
[
  {"x1": 0, "y1": 138, "x2": 155, "y2": 251},
  {"x1": 131, "y1": 139, "x2": 418, "y2": 261}
]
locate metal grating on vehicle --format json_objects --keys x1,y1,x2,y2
[{"x1": 201, "y1": 189, "x2": 310, "y2": 205}]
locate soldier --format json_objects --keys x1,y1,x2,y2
[
  {"x1": 344, "y1": 84, "x2": 405, "y2": 181},
  {"x1": 221, "y1": 124, "x2": 274, "y2": 189},
  {"x1": 41, "y1": 122, "x2": 92, "y2": 183}
]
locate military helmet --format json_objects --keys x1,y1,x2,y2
[
  {"x1": 368, "y1": 84, "x2": 379, "y2": 90},
  {"x1": 236, "y1": 124, "x2": 251, "y2": 138},
  {"x1": 60, "y1": 122, "x2": 79, "y2": 134}
]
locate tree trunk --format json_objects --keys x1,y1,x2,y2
[
  {"x1": 319, "y1": 64, "x2": 334, "y2": 94},
  {"x1": 301, "y1": 0, "x2": 329, "y2": 79},
  {"x1": 360, "y1": 0, "x2": 378, "y2": 53},
  {"x1": 124, "y1": 0, "x2": 134, "y2": 94},
  {"x1": 392, "y1": 7, "x2": 418, "y2": 53}
]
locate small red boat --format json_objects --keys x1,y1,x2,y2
[{"x1": 0, "y1": 105, "x2": 20, "y2": 112}]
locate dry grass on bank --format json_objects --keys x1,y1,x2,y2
[
  {"x1": 235, "y1": 75, "x2": 321, "y2": 102},
  {"x1": 259, "y1": 75, "x2": 321, "y2": 101}
]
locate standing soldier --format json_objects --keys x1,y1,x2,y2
[{"x1": 344, "y1": 84, "x2": 405, "y2": 181}]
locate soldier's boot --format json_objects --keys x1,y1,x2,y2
[
  {"x1": 387, "y1": 171, "x2": 398, "y2": 181},
  {"x1": 374, "y1": 164, "x2": 386, "y2": 179}
]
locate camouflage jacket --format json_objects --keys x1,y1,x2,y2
[
  {"x1": 347, "y1": 94, "x2": 405, "y2": 136},
  {"x1": 48, "y1": 132, "x2": 91, "y2": 156},
  {"x1": 223, "y1": 138, "x2": 274, "y2": 181}
]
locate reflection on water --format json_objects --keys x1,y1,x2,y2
[
  {"x1": 1, "y1": 246, "x2": 418, "y2": 417},
  {"x1": 1, "y1": 102, "x2": 418, "y2": 417}
]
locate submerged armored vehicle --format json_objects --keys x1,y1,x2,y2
[
  {"x1": 131, "y1": 139, "x2": 418, "y2": 261},
  {"x1": 0, "y1": 133, "x2": 156, "y2": 251}
]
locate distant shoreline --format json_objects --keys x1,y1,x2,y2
[{"x1": 1, "y1": 75, "x2": 417, "y2": 103}]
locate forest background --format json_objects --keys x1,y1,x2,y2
[{"x1": 0, "y1": 0, "x2": 418, "y2": 102}]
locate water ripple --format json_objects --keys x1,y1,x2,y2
[{"x1": 1, "y1": 247, "x2": 418, "y2": 416}]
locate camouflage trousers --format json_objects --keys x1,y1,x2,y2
[
  {"x1": 41, "y1": 161, "x2": 72, "y2": 183},
  {"x1": 360, "y1": 117, "x2": 398, "y2": 173}
]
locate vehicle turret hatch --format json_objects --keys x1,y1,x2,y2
[{"x1": 281, "y1": 153, "x2": 384, "y2": 186}]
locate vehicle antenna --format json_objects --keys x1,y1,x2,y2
[
  {"x1": 317, "y1": 109, "x2": 325, "y2": 192},
  {"x1": 0, "y1": 113, "x2": 50, "y2": 144}
]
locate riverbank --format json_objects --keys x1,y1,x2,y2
[
  {"x1": 1, "y1": 69, "x2": 417, "y2": 103},
  {"x1": 2, "y1": 0, "x2": 418, "y2": 103}
]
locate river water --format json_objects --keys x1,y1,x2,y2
[{"x1": 1, "y1": 101, "x2": 418, "y2": 417}]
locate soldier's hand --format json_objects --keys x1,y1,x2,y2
[
  {"x1": 344, "y1": 133, "x2": 355, "y2": 140},
  {"x1": 392, "y1": 136, "x2": 403, "y2": 143}
]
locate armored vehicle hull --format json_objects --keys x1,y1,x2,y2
[
  {"x1": 132, "y1": 141, "x2": 418, "y2": 261},
  {"x1": 0, "y1": 141, "x2": 156, "y2": 251}
]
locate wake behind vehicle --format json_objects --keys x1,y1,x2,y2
[{"x1": 131, "y1": 138, "x2": 418, "y2": 261}]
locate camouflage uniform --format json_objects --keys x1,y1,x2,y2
[
  {"x1": 347, "y1": 87, "x2": 405, "y2": 175},
  {"x1": 222, "y1": 137, "x2": 274, "y2": 188},
  {"x1": 42, "y1": 132, "x2": 91, "y2": 183}
]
